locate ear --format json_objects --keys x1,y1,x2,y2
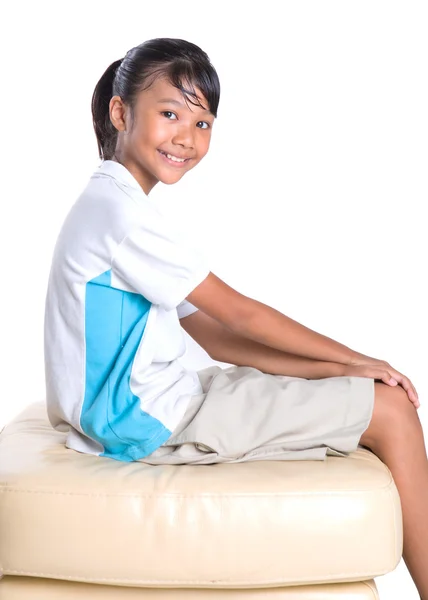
[{"x1": 109, "y1": 95, "x2": 127, "y2": 132}]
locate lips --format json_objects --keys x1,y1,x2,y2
[{"x1": 158, "y1": 150, "x2": 190, "y2": 161}]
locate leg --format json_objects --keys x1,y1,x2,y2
[{"x1": 360, "y1": 382, "x2": 428, "y2": 600}]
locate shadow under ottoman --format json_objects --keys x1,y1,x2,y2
[{"x1": 0, "y1": 402, "x2": 403, "y2": 599}]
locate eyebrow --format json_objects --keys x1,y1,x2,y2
[{"x1": 157, "y1": 97, "x2": 213, "y2": 115}]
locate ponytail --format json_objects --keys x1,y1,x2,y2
[{"x1": 91, "y1": 58, "x2": 123, "y2": 161}]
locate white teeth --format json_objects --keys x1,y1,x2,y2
[{"x1": 161, "y1": 151, "x2": 186, "y2": 162}]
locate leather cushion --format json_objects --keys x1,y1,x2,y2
[{"x1": 0, "y1": 402, "x2": 402, "y2": 588}]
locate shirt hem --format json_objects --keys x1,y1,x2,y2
[{"x1": 66, "y1": 426, "x2": 173, "y2": 463}]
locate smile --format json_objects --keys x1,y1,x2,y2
[{"x1": 157, "y1": 149, "x2": 191, "y2": 167}]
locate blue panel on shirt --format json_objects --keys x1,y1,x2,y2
[{"x1": 81, "y1": 269, "x2": 172, "y2": 462}]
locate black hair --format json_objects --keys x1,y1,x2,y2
[{"x1": 91, "y1": 38, "x2": 221, "y2": 161}]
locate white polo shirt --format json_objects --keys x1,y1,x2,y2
[{"x1": 44, "y1": 160, "x2": 210, "y2": 462}]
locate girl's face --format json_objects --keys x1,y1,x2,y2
[{"x1": 109, "y1": 77, "x2": 215, "y2": 195}]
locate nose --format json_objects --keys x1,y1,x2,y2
[{"x1": 171, "y1": 124, "x2": 195, "y2": 150}]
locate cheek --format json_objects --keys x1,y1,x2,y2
[
  {"x1": 150, "y1": 121, "x2": 170, "y2": 139},
  {"x1": 136, "y1": 120, "x2": 167, "y2": 146},
  {"x1": 198, "y1": 134, "x2": 212, "y2": 156}
]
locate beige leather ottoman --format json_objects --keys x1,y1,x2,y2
[{"x1": 0, "y1": 402, "x2": 402, "y2": 599}]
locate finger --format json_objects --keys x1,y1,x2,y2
[
  {"x1": 400, "y1": 377, "x2": 417, "y2": 402},
  {"x1": 380, "y1": 372, "x2": 398, "y2": 387},
  {"x1": 392, "y1": 373, "x2": 418, "y2": 403},
  {"x1": 379, "y1": 361, "x2": 418, "y2": 399},
  {"x1": 401, "y1": 373, "x2": 419, "y2": 400},
  {"x1": 381, "y1": 368, "x2": 415, "y2": 404},
  {"x1": 409, "y1": 395, "x2": 420, "y2": 408},
  {"x1": 376, "y1": 371, "x2": 419, "y2": 407}
]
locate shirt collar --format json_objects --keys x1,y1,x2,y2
[{"x1": 95, "y1": 160, "x2": 147, "y2": 194}]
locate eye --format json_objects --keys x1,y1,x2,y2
[
  {"x1": 161, "y1": 111, "x2": 177, "y2": 120},
  {"x1": 161, "y1": 111, "x2": 211, "y2": 129}
]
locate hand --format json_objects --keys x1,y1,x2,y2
[{"x1": 347, "y1": 353, "x2": 419, "y2": 408}]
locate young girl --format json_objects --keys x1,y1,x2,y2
[{"x1": 44, "y1": 38, "x2": 427, "y2": 597}]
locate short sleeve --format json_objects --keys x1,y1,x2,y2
[
  {"x1": 111, "y1": 205, "x2": 210, "y2": 312},
  {"x1": 177, "y1": 299, "x2": 199, "y2": 319}
]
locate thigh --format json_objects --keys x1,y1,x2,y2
[{"x1": 146, "y1": 366, "x2": 375, "y2": 464}]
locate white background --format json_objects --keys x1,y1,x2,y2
[{"x1": 1, "y1": 1, "x2": 427, "y2": 597}]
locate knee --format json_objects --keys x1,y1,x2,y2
[
  {"x1": 361, "y1": 382, "x2": 422, "y2": 455},
  {"x1": 374, "y1": 382, "x2": 421, "y2": 436}
]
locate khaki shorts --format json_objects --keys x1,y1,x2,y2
[{"x1": 138, "y1": 365, "x2": 375, "y2": 465}]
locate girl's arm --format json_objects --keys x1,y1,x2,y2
[
  {"x1": 181, "y1": 309, "x2": 345, "y2": 379},
  {"x1": 186, "y1": 272, "x2": 418, "y2": 403},
  {"x1": 187, "y1": 272, "x2": 357, "y2": 365}
]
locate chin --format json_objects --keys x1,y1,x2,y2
[{"x1": 158, "y1": 172, "x2": 186, "y2": 185}]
